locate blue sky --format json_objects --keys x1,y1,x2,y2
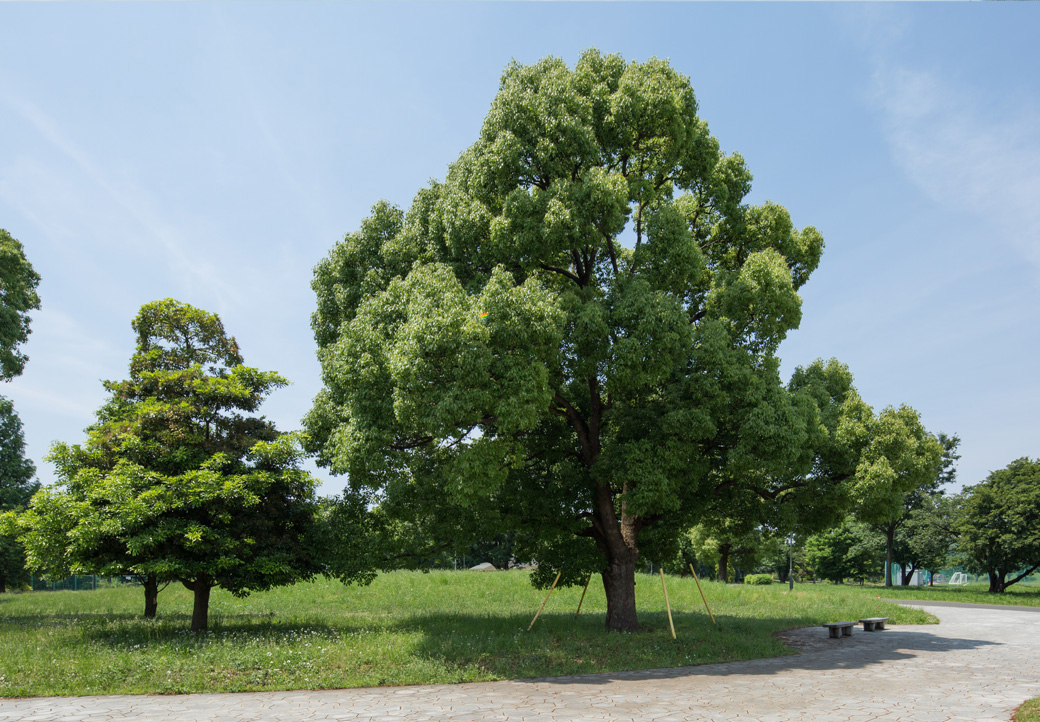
[{"x1": 1, "y1": 2, "x2": 1037, "y2": 497}]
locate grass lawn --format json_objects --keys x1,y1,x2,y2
[
  {"x1": 1017, "y1": 697, "x2": 1040, "y2": 722},
  {"x1": 0, "y1": 570, "x2": 941, "y2": 698},
  {"x1": 867, "y1": 581, "x2": 1040, "y2": 606}
]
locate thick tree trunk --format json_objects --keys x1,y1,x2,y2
[
  {"x1": 182, "y1": 577, "x2": 213, "y2": 632},
  {"x1": 0, "y1": 576, "x2": 6, "y2": 594},
  {"x1": 988, "y1": 571, "x2": 1005, "y2": 594},
  {"x1": 717, "y1": 543, "x2": 731, "y2": 583},
  {"x1": 143, "y1": 576, "x2": 159, "y2": 618},
  {"x1": 556, "y1": 378, "x2": 643, "y2": 632},
  {"x1": 590, "y1": 477, "x2": 641, "y2": 632},
  {"x1": 601, "y1": 552, "x2": 639, "y2": 633}
]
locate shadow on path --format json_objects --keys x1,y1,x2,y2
[{"x1": 516, "y1": 625, "x2": 1000, "y2": 685}]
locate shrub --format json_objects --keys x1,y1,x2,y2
[{"x1": 744, "y1": 574, "x2": 773, "y2": 585}]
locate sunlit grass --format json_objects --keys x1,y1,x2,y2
[
  {"x1": 1, "y1": 570, "x2": 937, "y2": 697},
  {"x1": 1016, "y1": 697, "x2": 1040, "y2": 722},
  {"x1": 864, "y1": 581, "x2": 1040, "y2": 606}
]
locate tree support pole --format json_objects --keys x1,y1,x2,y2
[
  {"x1": 528, "y1": 571, "x2": 562, "y2": 631},
  {"x1": 690, "y1": 564, "x2": 716, "y2": 626},
  {"x1": 575, "y1": 573, "x2": 592, "y2": 617},
  {"x1": 660, "y1": 569, "x2": 676, "y2": 639}
]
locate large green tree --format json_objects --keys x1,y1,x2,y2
[
  {"x1": 0, "y1": 396, "x2": 38, "y2": 592},
  {"x1": 0, "y1": 227, "x2": 41, "y2": 591},
  {"x1": 306, "y1": 50, "x2": 832, "y2": 631},
  {"x1": 851, "y1": 410, "x2": 945, "y2": 587},
  {"x1": 0, "y1": 229, "x2": 41, "y2": 381},
  {"x1": 19, "y1": 300, "x2": 320, "y2": 630},
  {"x1": 957, "y1": 458, "x2": 1040, "y2": 593}
]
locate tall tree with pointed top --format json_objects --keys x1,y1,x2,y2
[
  {"x1": 18, "y1": 300, "x2": 320, "y2": 630},
  {"x1": 307, "y1": 50, "x2": 828, "y2": 631},
  {"x1": 0, "y1": 396, "x2": 38, "y2": 593},
  {"x1": 0, "y1": 229, "x2": 40, "y2": 592}
]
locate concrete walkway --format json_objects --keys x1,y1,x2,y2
[{"x1": 2, "y1": 603, "x2": 1039, "y2": 722}]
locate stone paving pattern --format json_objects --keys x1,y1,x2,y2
[{"x1": 2, "y1": 603, "x2": 1039, "y2": 721}]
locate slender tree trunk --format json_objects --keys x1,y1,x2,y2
[
  {"x1": 884, "y1": 528, "x2": 895, "y2": 587},
  {"x1": 717, "y1": 543, "x2": 731, "y2": 583},
  {"x1": 143, "y1": 576, "x2": 159, "y2": 618},
  {"x1": 182, "y1": 577, "x2": 213, "y2": 632}
]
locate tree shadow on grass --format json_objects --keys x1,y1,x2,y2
[
  {"x1": 374, "y1": 609, "x2": 1005, "y2": 685},
  {"x1": 4, "y1": 606, "x2": 1008, "y2": 689}
]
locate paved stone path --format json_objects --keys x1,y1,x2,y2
[{"x1": 3, "y1": 603, "x2": 1039, "y2": 722}]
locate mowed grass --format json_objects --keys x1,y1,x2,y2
[
  {"x1": 868, "y1": 581, "x2": 1040, "y2": 606},
  {"x1": 0, "y1": 570, "x2": 935, "y2": 697},
  {"x1": 1016, "y1": 697, "x2": 1040, "y2": 722}
]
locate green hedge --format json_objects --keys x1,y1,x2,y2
[{"x1": 743, "y1": 574, "x2": 773, "y2": 585}]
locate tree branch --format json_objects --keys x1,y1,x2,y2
[
  {"x1": 1005, "y1": 562, "x2": 1040, "y2": 590},
  {"x1": 389, "y1": 435, "x2": 435, "y2": 452},
  {"x1": 538, "y1": 263, "x2": 581, "y2": 285},
  {"x1": 604, "y1": 235, "x2": 619, "y2": 276}
]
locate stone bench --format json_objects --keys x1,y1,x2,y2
[
  {"x1": 823, "y1": 622, "x2": 855, "y2": 638},
  {"x1": 859, "y1": 617, "x2": 889, "y2": 631}
]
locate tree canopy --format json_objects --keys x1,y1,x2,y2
[
  {"x1": 957, "y1": 457, "x2": 1040, "y2": 593},
  {"x1": 0, "y1": 395, "x2": 38, "y2": 593},
  {"x1": 849, "y1": 407, "x2": 945, "y2": 586},
  {"x1": 18, "y1": 300, "x2": 320, "y2": 629},
  {"x1": 0, "y1": 229, "x2": 41, "y2": 381},
  {"x1": 306, "y1": 50, "x2": 843, "y2": 631},
  {"x1": 804, "y1": 516, "x2": 882, "y2": 585},
  {"x1": 893, "y1": 493, "x2": 958, "y2": 585}
]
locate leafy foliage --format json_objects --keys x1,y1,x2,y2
[
  {"x1": 0, "y1": 229, "x2": 41, "y2": 381},
  {"x1": 0, "y1": 395, "x2": 38, "y2": 592},
  {"x1": 18, "y1": 300, "x2": 320, "y2": 629},
  {"x1": 892, "y1": 493, "x2": 959, "y2": 584},
  {"x1": 804, "y1": 517, "x2": 883, "y2": 584},
  {"x1": 956, "y1": 457, "x2": 1040, "y2": 593},
  {"x1": 847, "y1": 406, "x2": 946, "y2": 586},
  {"x1": 306, "y1": 50, "x2": 831, "y2": 631}
]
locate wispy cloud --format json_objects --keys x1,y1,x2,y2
[
  {"x1": 870, "y1": 65, "x2": 1040, "y2": 273},
  {"x1": 0, "y1": 93, "x2": 246, "y2": 310}
]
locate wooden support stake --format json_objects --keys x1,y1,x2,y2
[
  {"x1": 690, "y1": 563, "x2": 716, "y2": 625},
  {"x1": 528, "y1": 571, "x2": 562, "y2": 631},
  {"x1": 660, "y1": 569, "x2": 676, "y2": 639},
  {"x1": 575, "y1": 573, "x2": 592, "y2": 617}
]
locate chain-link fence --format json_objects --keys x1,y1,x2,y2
[{"x1": 29, "y1": 575, "x2": 99, "y2": 591}]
